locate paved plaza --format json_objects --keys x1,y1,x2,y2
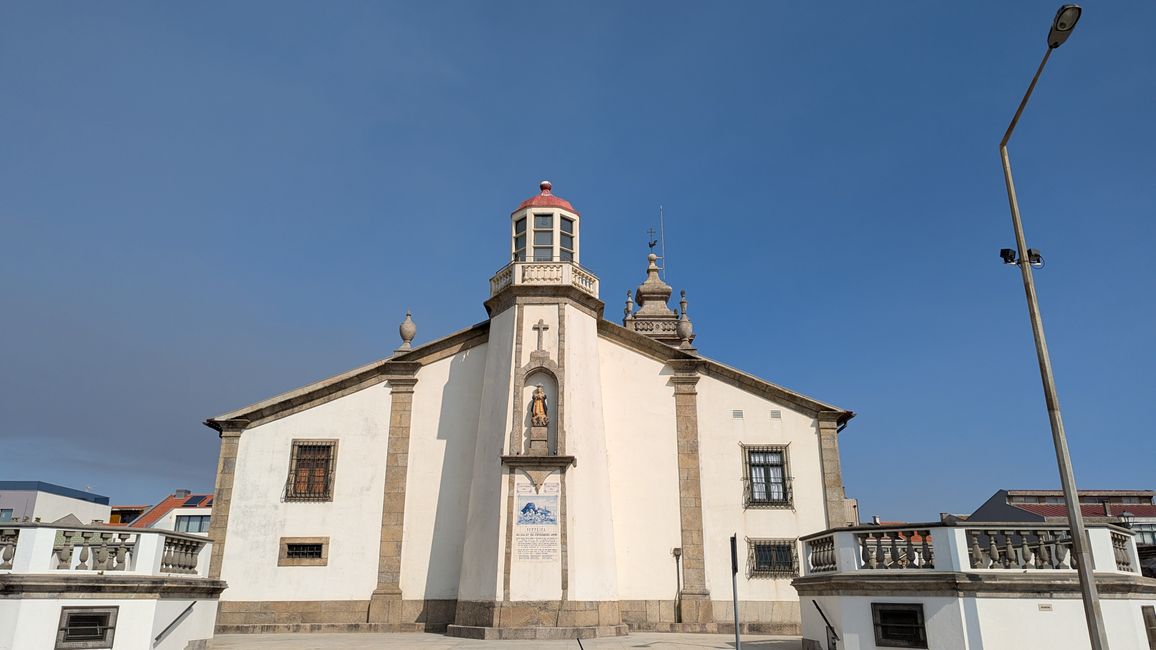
[{"x1": 209, "y1": 632, "x2": 803, "y2": 649}]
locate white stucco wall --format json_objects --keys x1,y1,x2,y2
[
  {"x1": 399, "y1": 344, "x2": 487, "y2": 599},
  {"x1": 599, "y1": 336, "x2": 683, "y2": 601},
  {"x1": 0, "y1": 597, "x2": 216, "y2": 650},
  {"x1": 696, "y1": 373, "x2": 829, "y2": 602},
  {"x1": 802, "y1": 593, "x2": 1156, "y2": 649},
  {"x1": 559, "y1": 304, "x2": 619, "y2": 602},
  {"x1": 457, "y1": 308, "x2": 516, "y2": 602},
  {"x1": 220, "y1": 382, "x2": 392, "y2": 601}
]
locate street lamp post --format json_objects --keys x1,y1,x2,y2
[{"x1": 998, "y1": 5, "x2": 1110, "y2": 649}]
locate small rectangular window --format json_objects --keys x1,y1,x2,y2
[
  {"x1": 514, "y1": 217, "x2": 526, "y2": 233},
  {"x1": 560, "y1": 233, "x2": 574, "y2": 250},
  {"x1": 732, "y1": 409, "x2": 744, "y2": 419},
  {"x1": 0, "y1": 509, "x2": 12, "y2": 521},
  {"x1": 534, "y1": 214, "x2": 553, "y2": 228},
  {"x1": 285, "y1": 440, "x2": 337, "y2": 502},
  {"x1": 278, "y1": 536, "x2": 329, "y2": 566},
  {"x1": 56, "y1": 607, "x2": 118, "y2": 649},
  {"x1": 559, "y1": 250, "x2": 573, "y2": 262},
  {"x1": 533, "y1": 247, "x2": 553, "y2": 261},
  {"x1": 743, "y1": 445, "x2": 791, "y2": 507},
  {"x1": 514, "y1": 234, "x2": 526, "y2": 251},
  {"x1": 871, "y1": 603, "x2": 928, "y2": 648},
  {"x1": 560, "y1": 217, "x2": 574, "y2": 234},
  {"x1": 747, "y1": 538, "x2": 798, "y2": 577},
  {"x1": 533, "y1": 231, "x2": 553, "y2": 246}
]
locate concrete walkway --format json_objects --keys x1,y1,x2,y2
[{"x1": 210, "y1": 632, "x2": 803, "y2": 649}]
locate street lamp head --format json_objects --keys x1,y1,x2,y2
[{"x1": 1048, "y1": 4, "x2": 1082, "y2": 49}]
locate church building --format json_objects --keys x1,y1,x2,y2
[{"x1": 204, "y1": 181, "x2": 858, "y2": 639}]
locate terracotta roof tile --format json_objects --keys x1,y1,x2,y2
[{"x1": 130, "y1": 493, "x2": 213, "y2": 529}]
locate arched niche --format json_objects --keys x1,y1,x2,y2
[{"x1": 522, "y1": 369, "x2": 559, "y2": 454}]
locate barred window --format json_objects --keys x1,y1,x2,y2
[
  {"x1": 278, "y1": 537, "x2": 329, "y2": 566},
  {"x1": 56, "y1": 607, "x2": 118, "y2": 649},
  {"x1": 285, "y1": 440, "x2": 337, "y2": 501},
  {"x1": 871, "y1": 603, "x2": 928, "y2": 648},
  {"x1": 286, "y1": 543, "x2": 323, "y2": 559},
  {"x1": 743, "y1": 445, "x2": 791, "y2": 508},
  {"x1": 748, "y1": 538, "x2": 798, "y2": 578}
]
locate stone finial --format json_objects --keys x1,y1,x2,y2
[
  {"x1": 539, "y1": 180, "x2": 552, "y2": 195},
  {"x1": 624, "y1": 290, "x2": 635, "y2": 322},
  {"x1": 677, "y1": 290, "x2": 695, "y2": 350},
  {"x1": 398, "y1": 310, "x2": 416, "y2": 351}
]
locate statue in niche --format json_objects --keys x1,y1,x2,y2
[{"x1": 530, "y1": 384, "x2": 549, "y2": 427}]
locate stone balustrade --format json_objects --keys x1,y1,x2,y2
[
  {"x1": 800, "y1": 522, "x2": 1141, "y2": 577},
  {"x1": 489, "y1": 261, "x2": 600, "y2": 299},
  {"x1": 858, "y1": 528, "x2": 935, "y2": 569},
  {"x1": 0, "y1": 523, "x2": 211, "y2": 578}
]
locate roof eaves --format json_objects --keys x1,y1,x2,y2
[{"x1": 597, "y1": 320, "x2": 853, "y2": 423}]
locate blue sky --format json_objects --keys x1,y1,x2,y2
[{"x1": 1, "y1": 2, "x2": 1153, "y2": 521}]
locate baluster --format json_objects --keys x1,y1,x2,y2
[
  {"x1": 888, "y1": 532, "x2": 901, "y2": 569},
  {"x1": 969, "y1": 531, "x2": 984, "y2": 569},
  {"x1": 75, "y1": 532, "x2": 92, "y2": 570},
  {"x1": 874, "y1": 532, "x2": 888, "y2": 568},
  {"x1": 55, "y1": 530, "x2": 74, "y2": 569},
  {"x1": 161, "y1": 539, "x2": 174, "y2": 572},
  {"x1": 1017, "y1": 532, "x2": 1032, "y2": 569},
  {"x1": 920, "y1": 531, "x2": 933, "y2": 569},
  {"x1": 180, "y1": 541, "x2": 192, "y2": 573},
  {"x1": 987, "y1": 532, "x2": 1001, "y2": 569},
  {"x1": 189, "y1": 541, "x2": 202, "y2": 573},
  {"x1": 1033, "y1": 531, "x2": 1049, "y2": 569},
  {"x1": 1001, "y1": 530, "x2": 1016, "y2": 569},
  {"x1": 901, "y1": 533, "x2": 914, "y2": 569},
  {"x1": 0, "y1": 531, "x2": 16, "y2": 570},
  {"x1": 96, "y1": 532, "x2": 111, "y2": 571},
  {"x1": 862, "y1": 534, "x2": 876, "y2": 569},
  {"x1": 1055, "y1": 535, "x2": 1071, "y2": 570}
]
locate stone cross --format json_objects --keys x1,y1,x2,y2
[{"x1": 532, "y1": 319, "x2": 549, "y2": 352}]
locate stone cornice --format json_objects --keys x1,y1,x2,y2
[
  {"x1": 485, "y1": 285, "x2": 604, "y2": 321},
  {"x1": 0, "y1": 574, "x2": 228, "y2": 599},
  {"x1": 598, "y1": 320, "x2": 853, "y2": 423},
  {"x1": 792, "y1": 571, "x2": 1156, "y2": 599}
]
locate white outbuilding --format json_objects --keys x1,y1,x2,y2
[{"x1": 204, "y1": 181, "x2": 860, "y2": 639}]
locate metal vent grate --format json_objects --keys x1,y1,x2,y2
[
  {"x1": 770, "y1": 410, "x2": 782, "y2": 419},
  {"x1": 732, "y1": 410, "x2": 744, "y2": 419}
]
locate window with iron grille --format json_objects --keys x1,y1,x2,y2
[
  {"x1": 285, "y1": 440, "x2": 337, "y2": 501},
  {"x1": 278, "y1": 536, "x2": 329, "y2": 566},
  {"x1": 871, "y1": 603, "x2": 928, "y2": 648},
  {"x1": 56, "y1": 607, "x2": 118, "y2": 650},
  {"x1": 742, "y1": 444, "x2": 791, "y2": 508},
  {"x1": 286, "y1": 543, "x2": 323, "y2": 559},
  {"x1": 747, "y1": 538, "x2": 798, "y2": 578}
]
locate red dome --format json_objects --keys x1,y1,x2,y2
[{"x1": 514, "y1": 180, "x2": 579, "y2": 215}]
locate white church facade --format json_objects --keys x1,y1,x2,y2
[{"x1": 204, "y1": 182, "x2": 859, "y2": 639}]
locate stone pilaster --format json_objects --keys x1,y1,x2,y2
[
  {"x1": 670, "y1": 361, "x2": 713, "y2": 624},
  {"x1": 206, "y1": 418, "x2": 248, "y2": 580},
  {"x1": 369, "y1": 369, "x2": 419, "y2": 624},
  {"x1": 817, "y1": 411, "x2": 854, "y2": 528}
]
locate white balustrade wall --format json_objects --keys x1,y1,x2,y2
[
  {"x1": 0, "y1": 523, "x2": 211, "y2": 577},
  {"x1": 802, "y1": 522, "x2": 1141, "y2": 576}
]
